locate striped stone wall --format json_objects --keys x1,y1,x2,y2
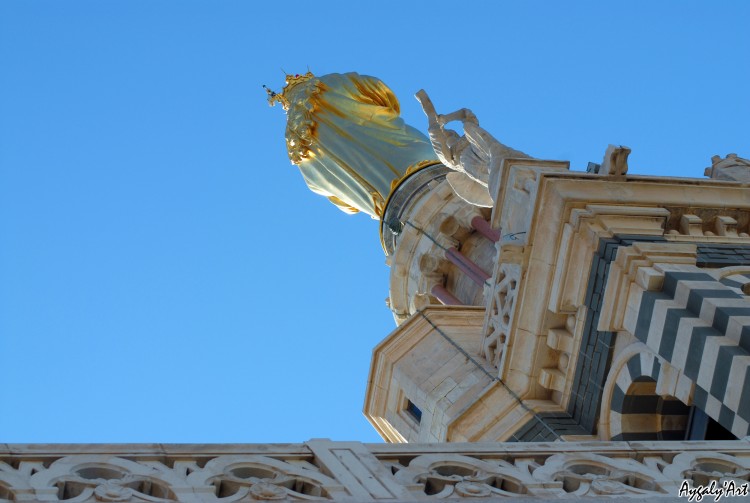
[
  {"x1": 632, "y1": 268, "x2": 750, "y2": 438},
  {"x1": 517, "y1": 238, "x2": 750, "y2": 442},
  {"x1": 608, "y1": 352, "x2": 690, "y2": 441}
]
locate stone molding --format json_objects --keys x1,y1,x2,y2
[{"x1": 2, "y1": 440, "x2": 750, "y2": 501}]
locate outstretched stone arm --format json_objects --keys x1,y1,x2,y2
[
  {"x1": 436, "y1": 108, "x2": 478, "y2": 126},
  {"x1": 415, "y1": 89, "x2": 534, "y2": 207},
  {"x1": 415, "y1": 89, "x2": 456, "y2": 168},
  {"x1": 415, "y1": 89, "x2": 438, "y2": 126}
]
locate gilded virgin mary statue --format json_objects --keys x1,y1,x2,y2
[{"x1": 267, "y1": 72, "x2": 438, "y2": 218}]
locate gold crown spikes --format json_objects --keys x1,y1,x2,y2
[{"x1": 265, "y1": 71, "x2": 315, "y2": 110}]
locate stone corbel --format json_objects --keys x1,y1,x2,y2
[
  {"x1": 417, "y1": 255, "x2": 453, "y2": 308},
  {"x1": 599, "y1": 144, "x2": 631, "y2": 178},
  {"x1": 679, "y1": 214, "x2": 703, "y2": 236},
  {"x1": 655, "y1": 360, "x2": 695, "y2": 406},
  {"x1": 713, "y1": 215, "x2": 739, "y2": 237},
  {"x1": 569, "y1": 205, "x2": 670, "y2": 240},
  {"x1": 537, "y1": 314, "x2": 578, "y2": 402},
  {"x1": 438, "y1": 215, "x2": 471, "y2": 242},
  {"x1": 418, "y1": 253, "x2": 448, "y2": 277},
  {"x1": 538, "y1": 368, "x2": 566, "y2": 393}
]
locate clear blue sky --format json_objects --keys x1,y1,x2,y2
[{"x1": 1, "y1": 1, "x2": 748, "y2": 443}]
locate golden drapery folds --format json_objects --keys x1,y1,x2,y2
[{"x1": 275, "y1": 72, "x2": 438, "y2": 218}]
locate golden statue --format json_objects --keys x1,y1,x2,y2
[{"x1": 266, "y1": 72, "x2": 438, "y2": 218}]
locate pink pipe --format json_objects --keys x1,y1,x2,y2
[
  {"x1": 471, "y1": 216, "x2": 501, "y2": 243},
  {"x1": 446, "y1": 247, "x2": 491, "y2": 286},
  {"x1": 431, "y1": 284, "x2": 462, "y2": 306}
]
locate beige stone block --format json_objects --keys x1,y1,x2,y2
[
  {"x1": 595, "y1": 214, "x2": 669, "y2": 236},
  {"x1": 714, "y1": 215, "x2": 739, "y2": 237},
  {"x1": 560, "y1": 434, "x2": 598, "y2": 442},
  {"x1": 598, "y1": 262, "x2": 625, "y2": 332},
  {"x1": 506, "y1": 328, "x2": 541, "y2": 378},
  {"x1": 548, "y1": 223, "x2": 574, "y2": 312},
  {"x1": 486, "y1": 406, "x2": 532, "y2": 442},
  {"x1": 679, "y1": 213, "x2": 703, "y2": 236},
  {"x1": 628, "y1": 381, "x2": 657, "y2": 395},
  {"x1": 656, "y1": 361, "x2": 679, "y2": 397},
  {"x1": 446, "y1": 379, "x2": 494, "y2": 419},
  {"x1": 621, "y1": 413, "x2": 659, "y2": 433},
  {"x1": 422, "y1": 352, "x2": 470, "y2": 391},
  {"x1": 514, "y1": 259, "x2": 552, "y2": 335},
  {"x1": 635, "y1": 266, "x2": 665, "y2": 291},
  {"x1": 660, "y1": 414, "x2": 688, "y2": 432},
  {"x1": 445, "y1": 372, "x2": 479, "y2": 403},
  {"x1": 427, "y1": 377, "x2": 458, "y2": 405},
  {"x1": 453, "y1": 400, "x2": 494, "y2": 440}
]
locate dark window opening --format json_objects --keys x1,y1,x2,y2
[{"x1": 406, "y1": 400, "x2": 422, "y2": 423}]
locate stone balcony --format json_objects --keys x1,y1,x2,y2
[{"x1": 2, "y1": 440, "x2": 749, "y2": 501}]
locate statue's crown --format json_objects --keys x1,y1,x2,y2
[{"x1": 264, "y1": 71, "x2": 315, "y2": 110}]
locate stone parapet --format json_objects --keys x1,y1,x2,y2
[{"x1": 2, "y1": 440, "x2": 750, "y2": 501}]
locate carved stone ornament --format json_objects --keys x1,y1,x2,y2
[
  {"x1": 662, "y1": 451, "x2": 750, "y2": 487},
  {"x1": 93, "y1": 480, "x2": 135, "y2": 502},
  {"x1": 416, "y1": 89, "x2": 531, "y2": 206},
  {"x1": 532, "y1": 453, "x2": 668, "y2": 497},
  {"x1": 482, "y1": 263, "x2": 521, "y2": 371},
  {"x1": 248, "y1": 481, "x2": 288, "y2": 500},
  {"x1": 392, "y1": 453, "x2": 533, "y2": 498},
  {"x1": 195, "y1": 455, "x2": 332, "y2": 501},
  {"x1": 3, "y1": 442, "x2": 750, "y2": 501},
  {"x1": 704, "y1": 153, "x2": 750, "y2": 181}
]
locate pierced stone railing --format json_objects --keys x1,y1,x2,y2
[
  {"x1": 482, "y1": 262, "x2": 521, "y2": 373},
  {"x1": 2, "y1": 440, "x2": 750, "y2": 501}
]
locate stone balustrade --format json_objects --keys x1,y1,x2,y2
[{"x1": 2, "y1": 440, "x2": 750, "y2": 501}]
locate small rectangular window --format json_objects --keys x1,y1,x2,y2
[{"x1": 406, "y1": 400, "x2": 422, "y2": 423}]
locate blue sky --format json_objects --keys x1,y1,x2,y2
[{"x1": 1, "y1": 1, "x2": 748, "y2": 443}]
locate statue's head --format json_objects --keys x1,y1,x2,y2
[{"x1": 264, "y1": 71, "x2": 315, "y2": 111}]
